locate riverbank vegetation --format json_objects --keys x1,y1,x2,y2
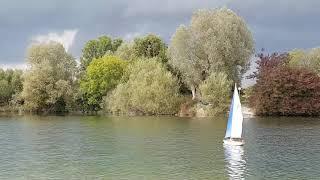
[
  {"x1": 105, "y1": 59, "x2": 181, "y2": 115},
  {"x1": 21, "y1": 43, "x2": 77, "y2": 113},
  {"x1": 248, "y1": 52, "x2": 320, "y2": 116},
  {"x1": 1, "y1": 7, "x2": 319, "y2": 117},
  {"x1": 0, "y1": 69, "x2": 23, "y2": 110}
]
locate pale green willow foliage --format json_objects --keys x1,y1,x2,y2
[
  {"x1": 106, "y1": 58, "x2": 180, "y2": 115},
  {"x1": 169, "y1": 8, "x2": 254, "y2": 99},
  {"x1": 289, "y1": 48, "x2": 320, "y2": 75},
  {"x1": 0, "y1": 80, "x2": 11, "y2": 104},
  {"x1": 199, "y1": 72, "x2": 232, "y2": 116},
  {"x1": 22, "y1": 42, "x2": 76, "y2": 112},
  {"x1": 0, "y1": 69, "x2": 23, "y2": 105},
  {"x1": 116, "y1": 34, "x2": 168, "y2": 63},
  {"x1": 115, "y1": 42, "x2": 137, "y2": 61}
]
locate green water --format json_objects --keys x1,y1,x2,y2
[{"x1": 0, "y1": 115, "x2": 319, "y2": 179}]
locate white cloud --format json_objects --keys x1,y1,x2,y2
[
  {"x1": 124, "y1": 32, "x2": 142, "y2": 41},
  {"x1": 0, "y1": 63, "x2": 27, "y2": 70},
  {"x1": 32, "y1": 29, "x2": 78, "y2": 52}
]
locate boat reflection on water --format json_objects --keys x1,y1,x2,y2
[{"x1": 223, "y1": 145, "x2": 246, "y2": 179}]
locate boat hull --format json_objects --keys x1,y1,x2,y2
[{"x1": 223, "y1": 138, "x2": 245, "y2": 146}]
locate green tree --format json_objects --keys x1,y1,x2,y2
[
  {"x1": 80, "y1": 36, "x2": 123, "y2": 71},
  {"x1": 169, "y1": 8, "x2": 254, "y2": 100},
  {"x1": 0, "y1": 69, "x2": 23, "y2": 106},
  {"x1": 9, "y1": 69, "x2": 23, "y2": 94},
  {"x1": 80, "y1": 55, "x2": 127, "y2": 112},
  {"x1": 106, "y1": 58, "x2": 180, "y2": 115},
  {"x1": 199, "y1": 72, "x2": 232, "y2": 116},
  {"x1": 111, "y1": 38, "x2": 123, "y2": 52},
  {"x1": 0, "y1": 80, "x2": 11, "y2": 105},
  {"x1": 133, "y1": 34, "x2": 167, "y2": 63},
  {"x1": 115, "y1": 42, "x2": 137, "y2": 61},
  {"x1": 22, "y1": 42, "x2": 76, "y2": 112},
  {"x1": 289, "y1": 48, "x2": 320, "y2": 75},
  {"x1": 115, "y1": 34, "x2": 168, "y2": 63}
]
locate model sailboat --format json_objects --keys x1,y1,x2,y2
[{"x1": 223, "y1": 84, "x2": 244, "y2": 146}]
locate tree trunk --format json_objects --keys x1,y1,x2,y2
[{"x1": 191, "y1": 85, "x2": 197, "y2": 100}]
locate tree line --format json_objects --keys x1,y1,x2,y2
[
  {"x1": 248, "y1": 50, "x2": 320, "y2": 116},
  {"x1": 1, "y1": 8, "x2": 319, "y2": 116}
]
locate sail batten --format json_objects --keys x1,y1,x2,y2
[{"x1": 225, "y1": 84, "x2": 243, "y2": 139}]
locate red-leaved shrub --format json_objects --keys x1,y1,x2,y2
[{"x1": 249, "y1": 53, "x2": 320, "y2": 116}]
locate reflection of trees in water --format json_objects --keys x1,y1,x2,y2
[{"x1": 224, "y1": 145, "x2": 246, "y2": 180}]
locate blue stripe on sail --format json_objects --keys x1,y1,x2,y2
[{"x1": 225, "y1": 94, "x2": 234, "y2": 138}]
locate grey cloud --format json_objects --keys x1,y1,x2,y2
[
  {"x1": 123, "y1": 0, "x2": 227, "y2": 16},
  {"x1": 0, "y1": 0, "x2": 319, "y2": 67},
  {"x1": 228, "y1": 0, "x2": 320, "y2": 51}
]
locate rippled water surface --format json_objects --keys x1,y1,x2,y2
[{"x1": 0, "y1": 115, "x2": 320, "y2": 179}]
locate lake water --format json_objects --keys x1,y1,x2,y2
[{"x1": 0, "y1": 115, "x2": 319, "y2": 179}]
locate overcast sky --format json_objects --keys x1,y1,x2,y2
[{"x1": 0, "y1": 0, "x2": 320, "y2": 69}]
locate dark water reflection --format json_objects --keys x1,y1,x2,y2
[{"x1": 0, "y1": 115, "x2": 319, "y2": 179}]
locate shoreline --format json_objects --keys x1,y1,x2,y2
[
  {"x1": 242, "y1": 106, "x2": 255, "y2": 117},
  {"x1": 3, "y1": 106, "x2": 320, "y2": 118}
]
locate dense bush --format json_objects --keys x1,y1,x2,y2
[
  {"x1": 288, "y1": 48, "x2": 320, "y2": 75},
  {"x1": 106, "y1": 58, "x2": 180, "y2": 115},
  {"x1": 249, "y1": 53, "x2": 320, "y2": 116},
  {"x1": 80, "y1": 55, "x2": 127, "y2": 112},
  {"x1": 199, "y1": 72, "x2": 232, "y2": 116},
  {"x1": 0, "y1": 69, "x2": 23, "y2": 105}
]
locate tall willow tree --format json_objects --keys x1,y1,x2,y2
[
  {"x1": 169, "y1": 8, "x2": 254, "y2": 100},
  {"x1": 22, "y1": 42, "x2": 77, "y2": 112}
]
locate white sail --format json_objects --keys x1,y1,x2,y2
[{"x1": 225, "y1": 84, "x2": 244, "y2": 139}]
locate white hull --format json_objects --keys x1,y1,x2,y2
[{"x1": 223, "y1": 139, "x2": 245, "y2": 146}]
